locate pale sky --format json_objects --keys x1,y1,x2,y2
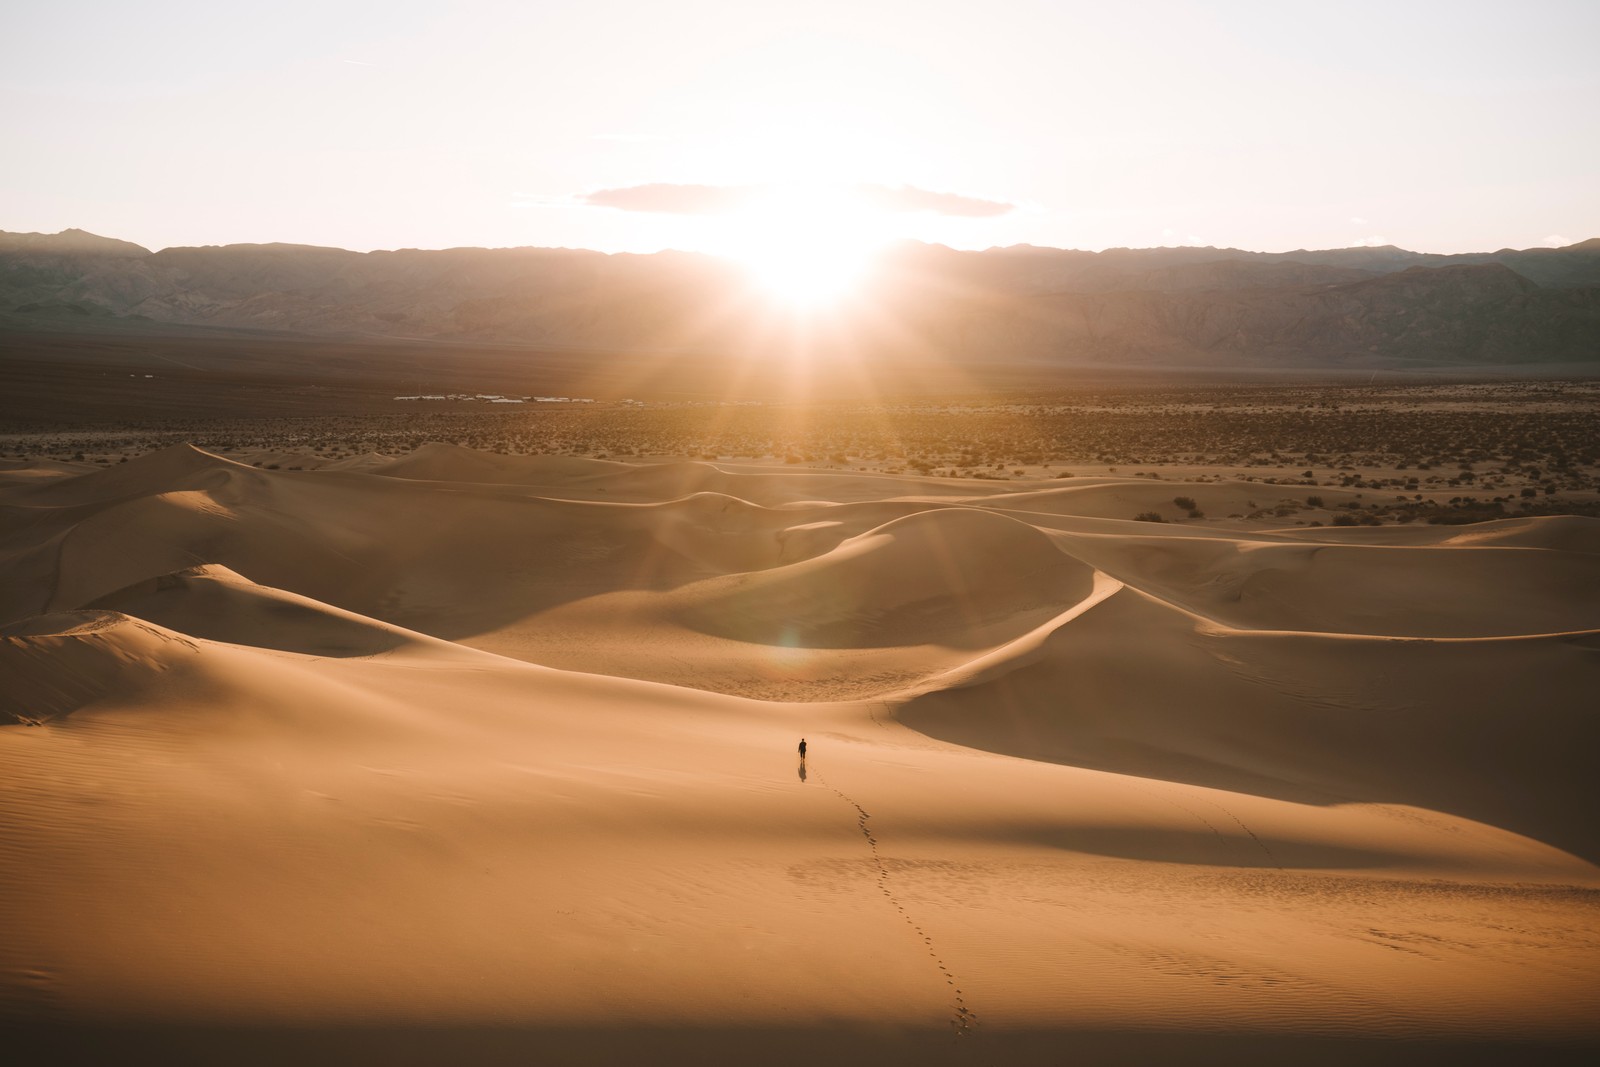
[{"x1": 3, "y1": 0, "x2": 1597, "y2": 256}]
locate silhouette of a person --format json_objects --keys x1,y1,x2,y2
[{"x1": 798, "y1": 737, "x2": 807, "y2": 759}]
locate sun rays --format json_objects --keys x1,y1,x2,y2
[{"x1": 572, "y1": 179, "x2": 986, "y2": 422}]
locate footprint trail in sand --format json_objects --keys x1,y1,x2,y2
[{"x1": 812, "y1": 763, "x2": 977, "y2": 1038}]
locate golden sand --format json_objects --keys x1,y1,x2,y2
[{"x1": 3, "y1": 444, "x2": 1597, "y2": 1063}]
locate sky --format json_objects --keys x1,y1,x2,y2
[{"x1": 4, "y1": 0, "x2": 1598, "y2": 257}]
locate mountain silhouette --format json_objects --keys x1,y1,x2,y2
[{"x1": 3, "y1": 229, "x2": 1597, "y2": 368}]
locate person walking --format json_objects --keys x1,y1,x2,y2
[{"x1": 798, "y1": 737, "x2": 807, "y2": 759}]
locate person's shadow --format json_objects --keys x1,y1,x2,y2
[{"x1": 797, "y1": 758, "x2": 807, "y2": 783}]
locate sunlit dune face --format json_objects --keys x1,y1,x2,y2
[{"x1": 713, "y1": 186, "x2": 885, "y2": 311}]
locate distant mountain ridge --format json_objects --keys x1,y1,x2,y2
[{"x1": 2, "y1": 228, "x2": 1598, "y2": 368}]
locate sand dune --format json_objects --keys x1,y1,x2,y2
[
  {"x1": 904, "y1": 582, "x2": 1600, "y2": 860},
  {"x1": 3, "y1": 444, "x2": 1598, "y2": 1063},
  {"x1": 85, "y1": 564, "x2": 473, "y2": 659},
  {"x1": 320, "y1": 450, "x2": 396, "y2": 472},
  {"x1": 668, "y1": 507, "x2": 1097, "y2": 648},
  {"x1": 576, "y1": 457, "x2": 1002, "y2": 508},
  {"x1": 0, "y1": 609, "x2": 196, "y2": 724},
  {"x1": 1042, "y1": 529, "x2": 1600, "y2": 637}
]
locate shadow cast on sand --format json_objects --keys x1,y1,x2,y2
[
  {"x1": 995, "y1": 825, "x2": 1409, "y2": 870},
  {"x1": 896, "y1": 586, "x2": 1600, "y2": 867},
  {"x1": 5, "y1": 1022, "x2": 1593, "y2": 1067}
]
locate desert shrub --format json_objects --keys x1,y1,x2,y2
[
  {"x1": 1133, "y1": 511, "x2": 1166, "y2": 522},
  {"x1": 1187, "y1": 508, "x2": 1204, "y2": 518},
  {"x1": 1173, "y1": 495, "x2": 1197, "y2": 510},
  {"x1": 1305, "y1": 494, "x2": 1324, "y2": 507},
  {"x1": 1332, "y1": 513, "x2": 1358, "y2": 526}
]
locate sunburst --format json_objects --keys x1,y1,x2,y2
[{"x1": 711, "y1": 185, "x2": 885, "y2": 311}]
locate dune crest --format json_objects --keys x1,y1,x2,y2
[
  {"x1": 1, "y1": 609, "x2": 199, "y2": 724},
  {"x1": 84, "y1": 564, "x2": 478, "y2": 659},
  {"x1": 668, "y1": 507, "x2": 1097, "y2": 649}
]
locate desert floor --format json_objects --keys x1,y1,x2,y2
[{"x1": 3, "y1": 430, "x2": 1599, "y2": 1064}]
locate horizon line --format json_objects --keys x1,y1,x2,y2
[{"x1": 5, "y1": 226, "x2": 1599, "y2": 260}]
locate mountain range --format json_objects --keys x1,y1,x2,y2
[{"x1": 3, "y1": 228, "x2": 1598, "y2": 369}]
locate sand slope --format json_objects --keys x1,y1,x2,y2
[{"x1": 3, "y1": 445, "x2": 1598, "y2": 1064}]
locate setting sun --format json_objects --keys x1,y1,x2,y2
[{"x1": 712, "y1": 186, "x2": 886, "y2": 310}]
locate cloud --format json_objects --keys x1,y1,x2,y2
[
  {"x1": 582, "y1": 182, "x2": 1014, "y2": 218},
  {"x1": 1349, "y1": 215, "x2": 1369, "y2": 224},
  {"x1": 855, "y1": 184, "x2": 1014, "y2": 218},
  {"x1": 1159, "y1": 228, "x2": 1209, "y2": 247},
  {"x1": 1542, "y1": 233, "x2": 1573, "y2": 247},
  {"x1": 1351, "y1": 234, "x2": 1391, "y2": 247},
  {"x1": 583, "y1": 183, "x2": 757, "y2": 214}
]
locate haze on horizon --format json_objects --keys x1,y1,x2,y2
[{"x1": 3, "y1": 0, "x2": 1598, "y2": 261}]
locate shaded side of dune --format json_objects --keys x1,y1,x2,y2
[
  {"x1": 83, "y1": 565, "x2": 454, "y2": 659},
  {"x1": 0, "y1": 610, "x2": 200, "y2": 724},
  {"x1": 1048, "y1": 528, "x2": 1600, "y2": 637},
  {"x1": 899, "y1": 586, "x2": 1600, "y2": 863}
]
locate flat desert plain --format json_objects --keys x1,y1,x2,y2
[{"x1": 3, "y1": 440, "x2": 1599, "y2": 1064}]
